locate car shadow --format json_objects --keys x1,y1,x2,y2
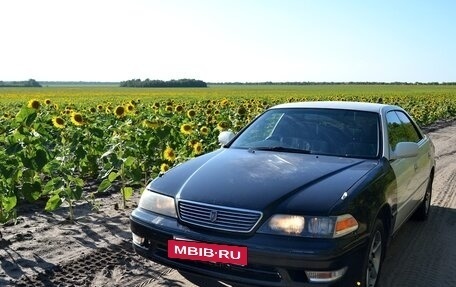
[
  {"x1": 178, "y1": 271, "x2": 254, "y2": 287},
  {"x1": 379, "y1": 205, "x2": 456, "y2": 287}
]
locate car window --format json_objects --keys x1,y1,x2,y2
[
  {"x1": 395, "y1": 111, "x2": 422, "y2": 142},
  {"x1": 234, "y1": 111, "x2": 284, "y2": 144},
  {"x1": 386, "y1": 111, "x2": 422, "y2": 152},
  {"x1": 231, "y1": 108, "x2": 380, "y2": 158}
]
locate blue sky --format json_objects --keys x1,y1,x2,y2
[{"x1": 0, "y1": 0, "x2": 455, "y2": 82}]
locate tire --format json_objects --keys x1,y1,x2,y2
[
  {"x1": 413, "y1": 175, "x2": 433, "y2": 221},
  {"x1": 363, "y1": 219, "x2": 385, "y2": 287}
]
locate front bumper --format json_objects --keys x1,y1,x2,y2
[{"x1": 130, "y1": 208, "x2": 369, "y2": 287}]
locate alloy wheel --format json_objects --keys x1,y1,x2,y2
[{"x1": 366, "y1": 230, "x2": 382, "y2": 287}]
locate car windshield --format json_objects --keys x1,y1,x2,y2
[{"x1": 230, "y1": 108, "x2": 380, "y2": 158}]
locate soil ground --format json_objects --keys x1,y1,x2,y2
[{"x1": 1, "y1": 120, "x2": 455, "y2": 287}]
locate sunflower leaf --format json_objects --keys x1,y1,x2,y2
[{"x1": 98, "y1": 179, "x2": 112, "y2": 192}]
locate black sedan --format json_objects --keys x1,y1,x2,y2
[{"x1": 130, "y1": 101, "x2": 435, "y2": 287}]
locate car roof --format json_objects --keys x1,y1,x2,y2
[{"x1": 270, "y1": 101, "x2": 398, "y2": 113}]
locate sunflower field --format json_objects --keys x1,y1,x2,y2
[{"x1": 1, "y1": 84, "x2": 456, "y2": 223}]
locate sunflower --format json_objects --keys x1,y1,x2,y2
[
  {"x1": 220, "y1": 99, "x2": 229, "y2": 106},
  {"x1": 188, "y1": 139, "x2": 198, "y2": 147},
  {"x1": 97, "y1": 104, "x2": 103, "y2": 110},
  {"x1": 175, "y1": 105, "x2": 184, "y2": 113},
  {"x1": 45, "y1": 99, "x2": 52, "y2": 105},
  {"x1": 180, "y1": 123, "x2": 193, "y2": 135},
  {"x1": 217, "y1": 121, "x2": 230, "y2": 131},
  {"x1": 70, "y1": 112, "x2": 84, "y2": 126},
  {"x1": 27, "y1": 99, "x2": 41, "y2": 110},
  {"x1": 114, "y1": 106, "x2": 125, "y2": 117},
  {"x1": 52, "y1": 117, "x2": 65, "y2": 129},
  {"x1": 199, "y1": 126, "x2": 209, "y2": 136},
  {"x1": 237, "y1": 106, "x2": 247, "y2": 116},
  {"x1": 160, "y1": 163, "x2": 170, "y2": 173},
  {"x1": 90, "y1": 107, "x2": 97, "y2": 113},
  {"x1": 125, "y1": 104, "x2": 134, "y2": 112},
  {"x1": 165, "y1": 106, "x2": 173, "y2": 113},
  {"x1": 192, "y1": 142, "x2": 203, "y2": 155},
  {"x1": 163, "y1": 146, "x2": 176, "y2": 162},
  {"x1": 153, "y1": 102, "x2": 160, "y2": 108},
  {"x1": 142, "y1": 119, "x2": 160, "y2": 129},
  {"x1": 187, "y1": 109, "x2": 196, "y2": 118}
]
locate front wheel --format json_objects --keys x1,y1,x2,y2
[{"x1": 364, "y1": 219, "x2": 385, "y2": 287}]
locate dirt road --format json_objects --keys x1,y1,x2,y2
[{"x1": 1, "y1": 121, "x2": 455, "y2": 287}]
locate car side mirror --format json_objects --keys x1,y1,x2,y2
[
  {"x1": 218, "y1": 130, "x2": 235, "y2": 146},
  {"x1": 392, "y1": 142, "x2": 419, "y2": 159}
]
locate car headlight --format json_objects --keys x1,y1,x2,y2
[
  {"x1": 138, "y1": 190, "x2": 177, "y2": 218},
  {"x1": 258, "y1": 214, "x2": 358, "y2": 238},
  {"x1": 268, "y1": 214, "x2": 305, "y2": 235}
]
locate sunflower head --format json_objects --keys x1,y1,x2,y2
[
  {"x1": 180, "y1": 123, "x2": 193, "y2": 135},
  {"x1": 165, "y1": 106, "x2": 173, "y2": 113},
  {"x1": 187, "y1": 109, "x2": 196, "y2": 118},
  {"x1": 114, "y1": 106, "x2": 125, "y2": 117},
  {"x1": 126, "y1": 104, "x2": 134, "y2": 112},
  {"x1": 97, "y1": 104, "x2": 103, "y2": 110},
  {"x1": 52, "y1": 117, "x2": 65, "y2": 129},
  {"x1": 217, "y1": 121, "x2": 230, "y2": 131},
  {"x1": 90, "y1": 107, "x2": 97, "y2": 113},
  {"x1": 142, "y1": 119, "x2": 161, "y2": 129},
  {"x1": 192, "y1": 142, "x2": 203, "y2": 155},
  {"x1": 70, "y1": 112, "x2": 84, "y2": 126},
  {"x1": 163, "y1": 146, "x2": 176, "y2": 162},
  {"x1": 175, "y1": 105, "x2": 184, "y2": 113},
  {"x1": 45, "y1": 99, "x2": 52, "y2": 105},
  {"x1": 200, "y1": 126, "x2": 209, "y2": 136},
  {"x1": 237, "y1": 106, "x2": 247, "y2": 116},
  {"x1": 160, "y1": 163, "x2": 170, "y2": 173},
  {"x1": 188, "y1": 139, "x2": 198, "y2": 147},
  {"x1": 27, "y1": 99, "x2": 41, "y2": 110}
]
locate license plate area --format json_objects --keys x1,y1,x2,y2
[{"x1": 168, "y1": 239, "x2": 247, "y2": 266}]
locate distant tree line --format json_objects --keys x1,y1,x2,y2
[
  {"x1": 210, "y1": 81, "x2": 456, "y2": 85},
  {"x1": 0, "y1": 79, "x2": 41, "y2": 87},
  {"x1": 120, "y1": 78, "x2": 207, "y2": 88},
  {"x1": 40, "y1": 81, "x2": 118, "y2": 87}
]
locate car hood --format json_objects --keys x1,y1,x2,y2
[{"x1": 149, "y1": 148, "x2": 378, "y2": 214}]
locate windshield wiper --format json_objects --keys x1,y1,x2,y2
[{"x1": 253, "y1": 146, "x2": 311, "y2": 154}]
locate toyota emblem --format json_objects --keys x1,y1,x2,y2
[{"x1": 209, "y1": 210, "x2": 218, "y2": 222}]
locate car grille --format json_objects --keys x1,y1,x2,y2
[{"x1": 177, "y1": 200, "x2": 262, "y2": 233}]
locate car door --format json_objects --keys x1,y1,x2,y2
[
  {"x1": 394, "y1": 111, "x2": 430, "y2": 207},
  {"x1": 386, "y1": 111, "x2": 424, "y2": 231}
]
